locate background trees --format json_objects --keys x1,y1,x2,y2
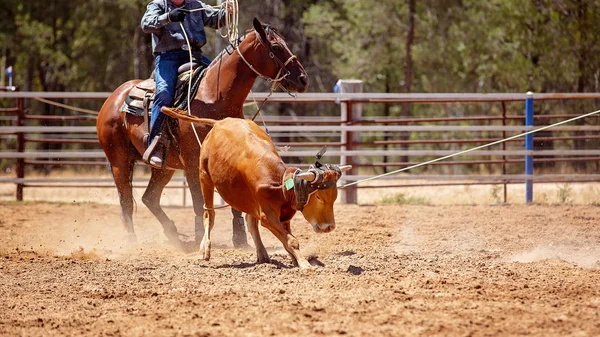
[{"x1": 2, "y1": 0, "x2": 599, "y2": 96}]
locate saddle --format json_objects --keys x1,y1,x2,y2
[
  {"x1": 121, "y1": 63, "x2": 207, "y2": 119},
  {"x1": 121, "y1": 63, "x2": 208, "y2": 167}
]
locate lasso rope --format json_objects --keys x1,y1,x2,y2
[
  {"x1": 180, "y1": 22, "x2": 203, "y2": 148},
  {"x1": 187, "y1": 0, "x2": 239, "y2": 44},
  {"x1": 33, "y1": 97, "x2": 98, "y2": 116},
  {"x1": 340, "y1": 108, "x2": 600, "y2": 188},
  {"x1": 180, "y1": 0, "x2": 240, "y2": 149}
]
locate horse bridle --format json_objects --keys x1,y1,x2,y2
[{"x1": 235, "y1": 26, "x2": 299, "y2": 85}]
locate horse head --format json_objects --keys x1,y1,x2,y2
[{"x1": 251, "y1": 18, "x2": 308, "y2": 93}]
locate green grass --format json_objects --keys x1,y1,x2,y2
[{"x1": 379, "y1": 193, "x2": 430, "y2": 205}]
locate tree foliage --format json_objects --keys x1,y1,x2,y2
[{"x1": 2, "y1": 0, "x2": 599, "y2": 95}]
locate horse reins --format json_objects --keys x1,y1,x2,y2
[
  {"x1": 235, "y1": 28, "x2": 299, "y2": 121},
  {"x1": 183, "y1": 2, "x2": 299, "y2": 128},
  {"x1": 235, "y1": 31, "x2": 297, "y2": 84}
]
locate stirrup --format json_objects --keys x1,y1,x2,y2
[{"x1": 143, "y1": 134, "x2": 163, "y2": 167}]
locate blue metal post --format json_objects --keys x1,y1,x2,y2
[{"x1": 525, "y1": 92, "x2": 534, "y2": 204}]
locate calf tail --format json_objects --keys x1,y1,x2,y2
[{"x1": 161, "y1": 107, "x2": 217, "y2": 126}]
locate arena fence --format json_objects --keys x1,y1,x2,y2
[{"x1": 1, "y1": 88, "x2": 600, "y2": 205}]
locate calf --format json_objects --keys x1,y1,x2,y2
[{"x1": 162, "y1": 107, "x2": 351, "y2": 268}]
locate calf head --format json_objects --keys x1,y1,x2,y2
[{"x1": 293, "y1": 164, "x2": 352, "y2": 233}]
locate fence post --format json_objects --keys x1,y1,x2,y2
[
  {"x1": 16, "y1": 96, "x2": 25, "y2": 201},
  {"x1": 338, "y1": 79, "x2": 362, "y2": 204},
  {"x1": 525, "y1": 91, "x2": 534, "y2": 204},
  {"x1": 501, "y1": 101, "x2": 508, "y2": 203}
]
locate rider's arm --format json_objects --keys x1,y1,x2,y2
[
  {"x1": 199, "y1": 2, "x2": 227, "y2": 30},
  {"x1": 141, "y1": 1, "x2": 170, "y2": 33}
]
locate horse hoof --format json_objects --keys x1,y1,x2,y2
[
  {"x1": 177, "y1": 240, "x2": 199, "y2": 254},
  {"x1": 257, "y1": 257, "x2": 271, "y2": 264},
  {"x1": 127, "y1": 234, "x2": 138, "y2": 243},
  {"x1": 233, "y1": 241, "x2": 252, "y2": 250}
]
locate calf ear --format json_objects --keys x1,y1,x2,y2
[{"x1": 253, "y1": 18, "x2": 268, "y2": 43}]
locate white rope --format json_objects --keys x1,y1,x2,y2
[
  {"x1": 203, "y1": 203, "x2": 231, "y2": 210},
  {"x1": 340, "y1": 108, "x2": 600, "y2": 188},
  {"x1": 177, "y1": 0, "x2": 240, "y2": 149},
  {"x1": 187, "y1": 0, "x2": 239, "y2": 44},
  {"x1": 220, "y1": 0, "x2": 239, "y2": 44},
  {"x1": 33, "y1": 97, "x2": 98, "y2": 116},
  {"x1": 180, "y1": 22, "x2": 203, "y2": 148}
]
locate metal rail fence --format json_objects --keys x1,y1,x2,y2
[{"x1": 1, "y1": 89, "x2": 600, "y2": 204}]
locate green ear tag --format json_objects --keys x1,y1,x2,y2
[{"x1": 285, "y1": 178, "x2": 294, "y2": 191}]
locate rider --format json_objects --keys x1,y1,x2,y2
[{"x1": 141, "y1": 0, "x2": 233, "y2": 167}]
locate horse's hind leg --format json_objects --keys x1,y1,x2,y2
[
  {"x1": 109, "y1": 160, "x2": 136, "y2": 242},
  {"x1": 184, "y1": 167, "x2": 205, "y2": 244},
  {"x1": 141, "y1": 168, "x2": 181, "y2": 245},
  {"x1": 186, "y1": 166, "x2": 248, "y2": 248},
  {"x1": 231, "y1": 208, "x2": 249, "y2": 248}
]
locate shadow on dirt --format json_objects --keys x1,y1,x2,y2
[{"x1": 212, "y1": 258, "x2": 294, "y2": 269}]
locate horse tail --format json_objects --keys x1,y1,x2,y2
[{"x1": 161, "y1": 107, "x2": 217, "y2": 126}]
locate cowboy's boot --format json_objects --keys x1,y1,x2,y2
[
  {"x1": 231, "y1": 209, "x2": 249, "y2": 248},
  {"x1": 143, "y1": 134, "x2": 164, "y2": 168}
]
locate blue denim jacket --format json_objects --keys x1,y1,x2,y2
[{"x1": 141, "y1": 0, "x2": 226, "y2": 55}]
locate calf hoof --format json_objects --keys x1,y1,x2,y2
[
  {"x1": 200, "y1": 239, "x2": 211, "y2": 261},
  {"x1": 298, "y1": 261, "x2": 316, "y2": 270}
]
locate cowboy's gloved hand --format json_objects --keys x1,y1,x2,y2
[
  {"x1": 225, "y1": 0, "x2": 235, "y2": 14},
  {"x1": 168, "y1": 7, "x2": 190, "y2": 22}
]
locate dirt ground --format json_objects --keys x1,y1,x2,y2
[{"x1": 1, "y1": 201, "x2": 599, "y2": 337}]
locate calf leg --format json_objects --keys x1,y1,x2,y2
[
  {"x1": 261, "y1": 210, "x2": 312, "y2": 269},
  {"x1": 199, "y1": 173, "x2": 215, "y2": 261},
  {"x1": 280, "y1": 220, "x2": 298, "y2": 264},
  {"x1": 246, "y1": 214, "x2": 269, "y2": 264}
]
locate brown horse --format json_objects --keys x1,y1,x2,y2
[{"x1": 96, "y1": 18, "x2": 308, "y2": 249}]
